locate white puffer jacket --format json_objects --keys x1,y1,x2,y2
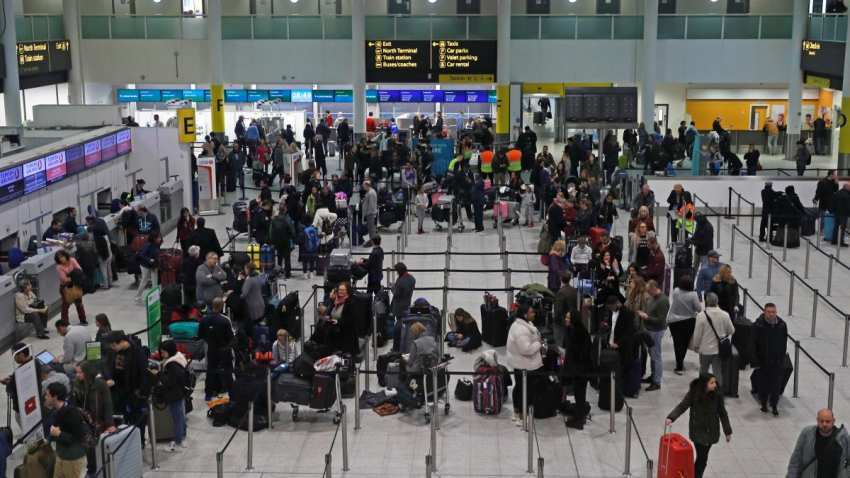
[{"x1": 507, "y1": 318, "x2": 544, "y2": 371}]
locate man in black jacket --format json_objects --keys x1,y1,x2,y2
[
  {"x1": 759, "y1": 182, "x2": 779, "y2": 242},
  {"x1": 751, "y1": 303, "x2": 788, "y2": 416},
  {"x1": 547, "y1": 199, "x2": 566, "y2": 243},
  {"x1": 199, "y1": 298, "x2": 234, "y2": 400},
  {"x1": 361, "y1": 236, "x2": 384, "y2": 294},
  {"x1": 691, "y1": 213, "x2": 714, "y2": 267},
  {"x1": 814, "y1": 170, "x2": 839, "y2": 217},
  {"x1": 270, "y1": 204, "x2": 294, "y2": 278},
  {"x1": 62, "y1": 207, "x2": 79, "y2": 234},
  {"x1": 605, "y1": 295, "x2": 637, "y2": 398},
  {"x1": 831, "y1": 182, "x2": 850, "y2": 246},
  {"x1": 188, "y1": 217, "x2": 223, "y2": 259},
  {"x1": 103, "y1": 330, "x2": 151, "y2": 446},
  {"x1": 553, "y1": 272, "x2": 578, "y2": 345}
]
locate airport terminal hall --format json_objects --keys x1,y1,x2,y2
[{"x1": 8, "y1": 0, "x2": 850, "y2": 477}]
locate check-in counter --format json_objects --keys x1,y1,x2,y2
[
  {"x1": 158, "y1": 178, "x2": 183, "y2": 236},
  {"x1": 20, "y1": 246, "x2": 61, "y2": 314},
  {"x1": 0, "y1": 275, "x2": 16, "y2": 352}
]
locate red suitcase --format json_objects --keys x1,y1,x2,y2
[
  {"x1": 657, "y1": 430, "x2": 694, "y2": 478},
  {"x1": 158, "y1": 248, "x2": 183, "y2": 285}
]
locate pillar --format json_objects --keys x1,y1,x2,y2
[
  {"x1": 3, "y1": 0, "x2": 21, "y2": 126},
  {"x1": 786, "y1": 0, "x2": 807, "y2": 160},
  {"x1": 495, "y1": 0, "x2": 511, "y2": 141},
  {"x1": 640, "y1": 0, "x2": 658, "y2": 130},
  {"x1": 62, "y1": 0, "x2": 84, "y2": 104},
  {"x1": 207, "y1": 0, "x2": 224, "y2": 135},
  {"x1": 838, "y1": 15, "x2": 850, "y2": 172},
  {"x1": 352, "y1": 0, "x2": 366, "y2": 138}
]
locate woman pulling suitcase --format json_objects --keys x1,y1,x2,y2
[{"x1": 664, "y1": 373, "x2": 732, "y2": 478}]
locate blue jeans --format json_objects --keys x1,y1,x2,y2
[
  {"x1": 648, "y1": 329, "x2": 665, "y2": 385},
  {"x1": 446, "y1": 332, "x2": 470, "y2": 348},
  {"x1": 167, "y1": 399, "x2": 187, "y2": 445}
]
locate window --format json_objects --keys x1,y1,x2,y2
[{"x1": 183, "y1": 0, "x2": 205, "y2": 16}]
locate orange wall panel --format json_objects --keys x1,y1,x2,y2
[{"x1": 686, "y1": 99, "x2": 820, "y2": 130}]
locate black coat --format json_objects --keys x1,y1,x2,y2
[
  {"x1": 456, "y1": 319, "x2": 482, "y2": 352},
  {"x1": 709, "y1": 280, "x2": 738, "y2": 319},
  {"x1": 815, "y1": 178, "x2": 839, "y2": 212},
  {"x1": 610, "y1": 307, "x2": 636, "y2": 363},
  {"x1": 188, "y1": 227, "x2": 223, "y2": 259},
  {"x1": 547, "y1": 203, "x2": 566, "y2": 239},
  {"x1": 691, "y1": 216, "x2": 714, "y2": 256},
  {"x1": 752, "y1": 315, "x2": 788, "y2": 368},
  {"x1": 157, "y1": 359, "x2": 188, "y2": 404},
  {"x1": 366, "y1": 247, "x2": 384, "y2": 286},
  {"x1": 832, "y1": 188, "x2": 850, "y2": 217},
  {"x1": 562, "y1": 311, "x2": 593, "y2": 377}
]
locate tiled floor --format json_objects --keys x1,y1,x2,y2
[{"x1": 1, "y1": 153, "x2": 838, "y2": 477}]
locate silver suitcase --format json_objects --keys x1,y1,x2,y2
[
  {"x1": 96, "y1": 425, "x2": 143, "y2": 478},
  {"x1": 329, "y1": 248, "x2": 351, "y2": 268}
]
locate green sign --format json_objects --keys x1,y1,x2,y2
[
  {"x1": 145, "y1": 286, "x2": 162, "y2": 351},
  {"x1": 85, "y1": 341, "x2": 101, "y2": 361}
]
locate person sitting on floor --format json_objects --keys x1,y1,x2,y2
[{"x1": 446, "y1": 307, "x2": 482, "y2": 352}]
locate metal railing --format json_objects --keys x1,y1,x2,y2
[
  {"x1": 807, "y1": 13, "x2": 849, "y2": 42},
  {"x1": 81, "y1": 15, "x2": 209, "y2": 40},
  {"x1": 215, "y1": 427, "x2": 240, "y2": 478},
  {"x1": 732, "y1": 224, "x2": 850, "y2": 367},
  {"x1": 657, "y1": 14, "x2": 792, "y2": 40},
  {"x1": 727, "y1": 186, "x2": 758, "y2": 237},
  {"x1": 738, "y1": 286, "x2": 836, "y2": 409},
  {"x1": 17, "y1": 15, "x2": 65, "y2": 42}
]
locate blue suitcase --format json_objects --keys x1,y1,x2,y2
[{"x1": 823, "y1": 213, "x2": 835, "y2": 241}]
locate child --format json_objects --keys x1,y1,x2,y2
[
  {"x1": 271, "y1": 329, "x2": 299, "y2": 366},
  {"x1": 415, "y1": 186, "x2": 429, "y2": 234},
  {"x1": 520, "y1": 184, "x2": 535, "y2": 227}
]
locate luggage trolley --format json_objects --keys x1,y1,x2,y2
[
  {"x1": 271, "y1": 369, "x2": 346, "y2": 424},
  {"x1": 419, "y1": 356, "x2": 451, "y2": 424}
]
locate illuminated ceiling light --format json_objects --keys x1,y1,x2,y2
[
  {"x1": 289, "y1": 0, "x2": 299, "y2": 3},
  {"x1": 427, "y1": 0, "x2": 439, "y2": 3},
  {"x1": 153, "y1": 0, "x2": 162, "y2": 3},
  {"x1": 568, "y1": 0, "x2": 577, "y2": 3}
]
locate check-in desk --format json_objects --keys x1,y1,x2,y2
[
  {"x1": 158, "y1": 179, "x2": 183, "y2": 236},
  {"x1": 20, "y1": 246, "x2": 61, "y2": 314},
  {"x1": 0, "y1": 275, "x2": 16, "y2": 352}
]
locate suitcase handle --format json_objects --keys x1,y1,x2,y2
[{"x1": 660, "y1": 423, "x2": 673, "y2": 473}]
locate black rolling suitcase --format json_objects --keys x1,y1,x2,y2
[
  {"x1": 731, "y1": 314, "x2": 753, "y2": 369},
  {"x1": 480, "y1": 302, "x2": 509, "y2": 347},
  {"x1": 721, "y1": 346, "x2": 741, "y2": 398},
  {"x1": 771, "y1": 225, "x2": 800, "y2": 248},
  {"x1": 801, "y1": 209, "x2": 817, "y2": 237},
  {"x1": 750, "y1": 353, "x2": 793, "y2": 396}
]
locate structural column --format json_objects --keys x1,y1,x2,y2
[
  {"x1": 207, "y1": 0, "x2": 225, "y2": 135},
  {"x1": 786, "y1": 0, "x2": 807, "y2": 160},
  {"x1": 352, "y1": 0, "x2": 366, "y2": 138},
  {"x1": 838, "y1": 16, "x2": 850, "y2": 172},
  {"x1": 640, "y1": 0, "x2": 658, "y2": 130},
  {"x1": 62, "y1": 0, "x2": 84, "y2": 104},
  {"x1": 495, "y1": 0, "x2": 512, "y2": 142},
  {"x1": 3, "y1": 0, "x2": 21, "y2": 126}
]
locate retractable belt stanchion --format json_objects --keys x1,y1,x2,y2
[
  {"x1": 805, "y1": 239, "x2": 811, "y2": 278},
  {"x1": 148, "y1": 398, "x2": 159, "y2": 470},
  {"x1": 609, "y1": 371, "x2": 616, "y2": 434},
  {"x1": 741, "y1": 288, "x2": 748, "y2": 320},
  {"x1": 522, "y1": 370, "x2": 528, "y2": 432},
  {"x1": 766, "y1": 215, "x2": 772, "y2": 251},
  {"x1": 432, "y1": 367, "x2": 441, "y2": 431},
  {"x1": 335, "y1": 370, "x2": 350, "y2": 472},
  {"x1": 623, "y1": 405, "x2": 633, "y2": 476},
  {"x1": 747, "y1": 237, "x2": 755, "y2": 279},
  {"x1": 793, "y1": 340, "x2": 800, "y2": 398},
  {"x1": 827, "y1": 255, "x2": 835, "y2": 296},
  {"x1": 843, "y1": 317, "x2": 850, "y2": 367},
  {"x1": 426, "y1": 373, "x2": 437, "y2": 472},
  {"x1": 766, "y1": 253, "x2": 773, "y2": 295},
  {"x1": 527, "y1": 406, "x2": 535, "y2": 474},
  {"x1": 245, "y1": 401, "x2": 254, "y2": 471},
  {"x1": 730, "y1": 226, "x2": 736, "y2": 261},
  {"x1": 354, "y1": 365, "x2": 361, "y2": 430},
  {"x1": 788, "y1": 271, "x2": 796, "y2": 316},
  {"x1": 829, "y1": 373, "x2": 836, "y2": 410},
  {"x1": 811, "y1": 292, "x2": 819, "y2": 338},
  {"x1": 267, "y1": 368, "x2": 274, "y2": 428},
  {"x1": 783, "y1": 225, "x2": 789, "y2": 262}
]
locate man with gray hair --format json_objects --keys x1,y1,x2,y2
[
  {"x1": 689, "y1": 292, "x2": 734, "y2": 387},
  {"x1": 787, "y1": 408, "x2": 850, "y2": 477},
  {"x1": 362, "y1": 180, "x2": 379, "y2": 247}
]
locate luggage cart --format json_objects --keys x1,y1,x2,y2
[{"x1": 420, "y1": 357, "x2": 451, "y2": 424}]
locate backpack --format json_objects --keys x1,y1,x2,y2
[
  {"x1": 473, "y1": 366, "x2": 504, "y2": 415},
  {"x1": 321, "y1": 218, "x2": 333, "y2": 236},
  {"x1": 302, "y1": 226, "x2": 319, "y2": 253}
]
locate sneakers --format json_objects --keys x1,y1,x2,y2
[
  {"x1": 646, "y1": 383, "x2": 661, "y2": 392},
  {"x1": 178, "y1": 442, "x2": 189, "y2": 449},
  {"x1": 772, "y1": 407, "x2": 779, "y2": 417},
  {"x1": 167, "y1": 441, "x2": 176, "y2": 452}
]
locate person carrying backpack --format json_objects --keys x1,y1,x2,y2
[
  {"x1": 271, "y1": 203, "x2": 295, "y2": 278},
  {"x1": 103, "y1": 331, "x2": 153, "y2": 447},
  {"x1": 154, "y1": 340, "x2": 190, "y2": 452},
  {"x1": 45, "y1": 382, "x2": 90, "y2": 478},
  {"x1": 300, "y1": 224, "x2": 320, "y2": 279},
  {"x1": 73, "y1": 360, "x2": 116, "y2": 476}
]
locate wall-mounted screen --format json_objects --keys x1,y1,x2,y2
[
  {"x1": 247, "y1": 90, "x2": 269, "y2": 102},
  {"x1": 422, "y1": 90, "x2": 444, "y2": 102},
  {"x1": 84, "y1": 140, "x2": 102, "y2": 168},
  {"x1": 64, "y1": 144, "x2": 85, "y2": 175},
  {"x1": 0, "y1": 166, "x2": 24, "y2": 204},
  {"x1": 377, "y1": 90, "x2": 401, "y2": 102},
  {"x1": 138, "y1": 89, "x2": 161, "y2": 102},
  {"x1": 268, "y1": 90, "x2": 292, "y2": 101},
  {"x1": 225, "y1": 89, "x2": 247, "y2": 102},
  {"x1": 22, "y1": 158, "x2": 46, "y2": 195},
  {"x1": 291, "y1": 89, "x2": 313, "y2": 103},
  {"x1": 45, "y1": 150, "x2": 66, "y2": 184},
  {"x1": 100, "y1": 134, "x2": 117, "y2": 162},
  {"x1": 116, "y1": 129, "x2": 132, "y2": 155},
  {"x1": 182, "y1": 89, "x2": 205, "y2": 102},
  {"x1": 399, "y1": 90, "x2": 423, "y2": 102},
  {"x1": 117, "y1": 89, "x2": 139, "y2": 103},
  {"x1": 160, "y1": 90, "x2": 183, "y2": 101},
  {"x1": 334, "y1": 90, "x2": 353, "y2": 102},
  {"x1": 313, "y1": 90, "x2": 335, "y2": 102}
]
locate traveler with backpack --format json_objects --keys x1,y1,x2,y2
[
  {"x1": 796, "y1": 139, "x2": 812, "y2": 177},
  {"x1": 73, "y1": 360, "x2": 116, "y2": 476},
  {"x1": 786, "y1": 408, "x2": 850, "y2": 478},
  {"x1": 689, "y1": 293, "x2": 735, "y2": 388},
  {"x1": 665, "y1": 374, "x2": 732, "y2": 478},
  {"x1": 195, "y1": 252, "x2": 226, "y2": 309},
  {"x1": 507, "y1": 305, "x2": 545, "y2": 425},
  {"x1": 45, "y1": 382, "x2": 89, "y2": 478},
  {"x1": 300, "y1": 224, "x2": 320, "y2": 279},
  {"x1": 154, "y1": 340, "x2": 190, "y2": 452},
  {"x1": 103, "y1": 330, "x2": 152, "y2": 446},
  {"x1": 135, "y1": 232, "x2": 162, "y2": 303},
  {"x1": 187, "y1": 217, "x2": 223, "y2": 260},
  {"x1": 239, "y1": 262, "x2": 266, "y2": 329}
]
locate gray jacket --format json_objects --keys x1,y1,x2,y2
[
  {"x1": 391, "y1": 273, "x2": 416, "y2": 317},
  {"x1": 406, "y1": 335, "x2": 438, "y2": 375},
  {"x1": 196, "y1": 263, "x2": 226, "y2": 306},
  {"x1": 362, "y1": 188, "x2": 378, "y2": 216},
  {"x1": 240, "y1": 274, "x2": 266, "y2": 321},
  {"x1": 787, "y1": 425, "x2": 850, "y2": 478},
  {"x1": 62, "y1": 325, "x2": 91, "y2": 365}
]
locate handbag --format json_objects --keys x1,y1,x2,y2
[
  {"x1": 705, "y1": 312, "x2": 732, "y2": 359},
  {"x1": 62, "y1": 284, "x2": 83, "y2": 303},
  {"x1": 454, "y1": 378, "x2": 473, "y2": 401}
]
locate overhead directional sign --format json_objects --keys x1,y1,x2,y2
[
  {"x1": 16, "y1": 40, "x2": 70, "y2": 76},
  {"x1": 366, "y1": 40, "x2": 432, "y2": 82},
  {"x1": 365, "y1": 40, "x2": 496, "y2": 83}
]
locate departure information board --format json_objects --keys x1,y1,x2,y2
[
  {"x1": 0, "y1": 166, "x2": 23, "y2": 204},
  {"x1": 0, "y1": 129, "x2": 131, "y2": 206},
  {"x1": 45, "y1": 150, "x2": 66, "y2": 184},
  {"x1": 23, "y1": 158, "x2": 46, "y2": 195},
  {"x1": 365, "y1": 40, "x2": 497, "y2": 83}
]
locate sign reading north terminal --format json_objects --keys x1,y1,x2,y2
[{"x1": 16, "y1": 40, "x2": 71, "y2": 76}]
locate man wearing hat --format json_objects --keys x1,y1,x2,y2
[{"x1": 696, "y1": 250, "x2": 723, "y2": 299}]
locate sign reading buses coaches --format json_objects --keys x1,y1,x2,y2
[{"x1": 365, "y1": 40, "x2": 497, "y2": 83}]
